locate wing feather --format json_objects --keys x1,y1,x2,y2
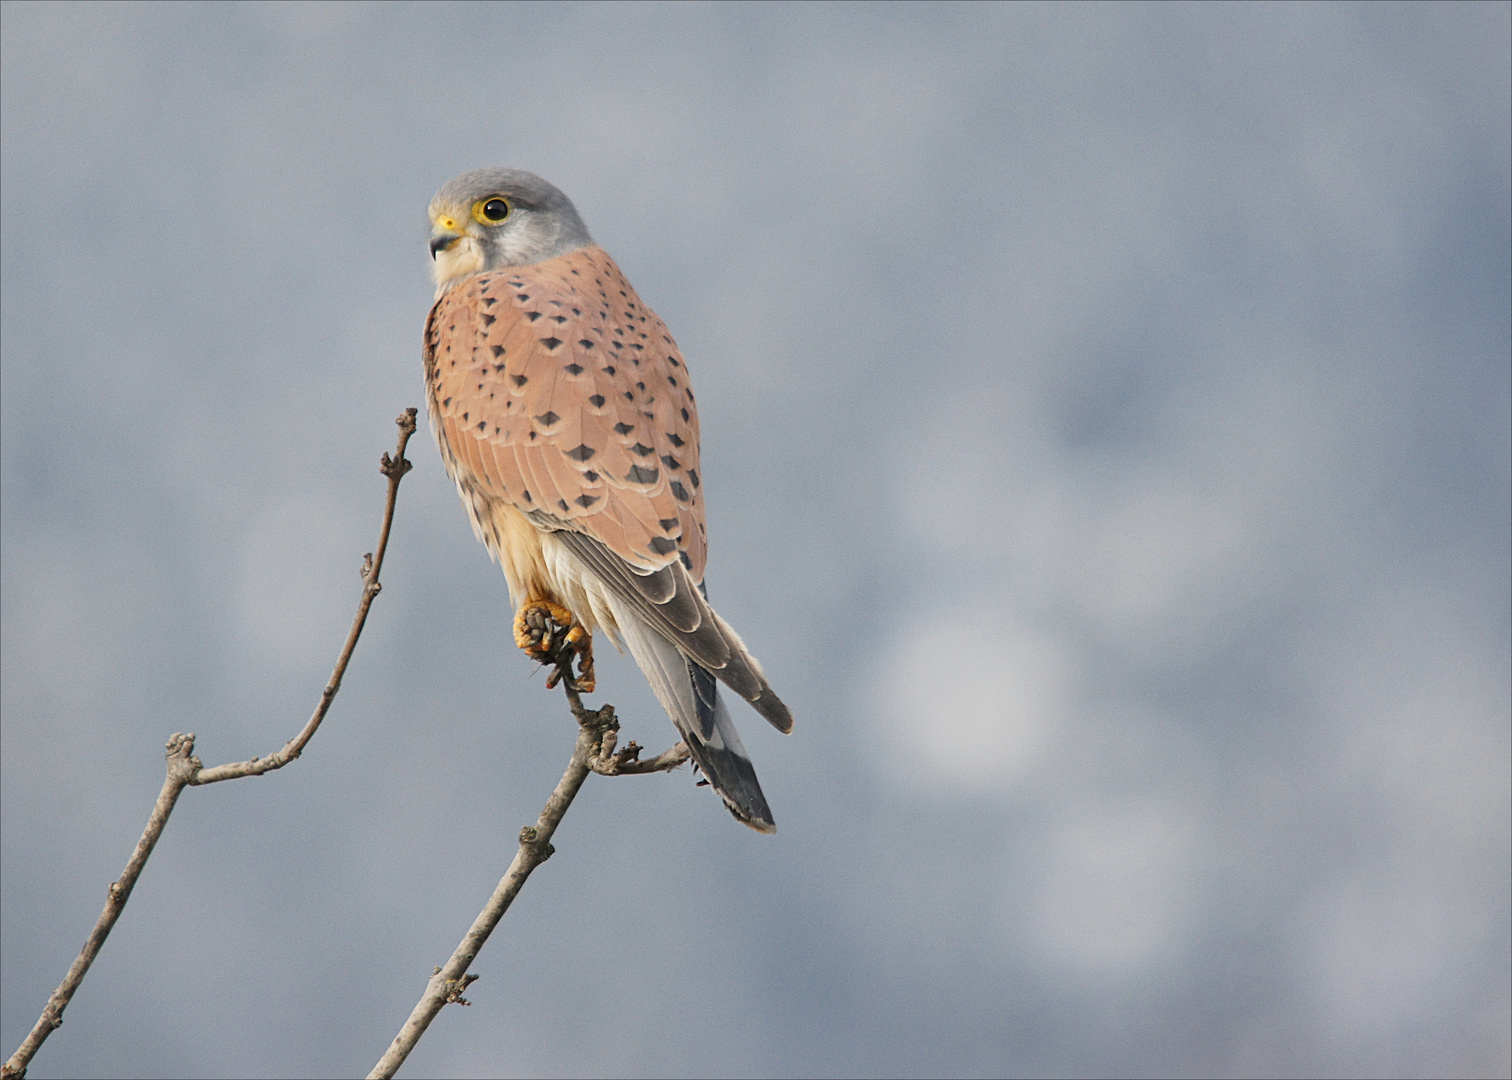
[{"x1": 428, "y1": 249, "x2": 705, "y2": 572}]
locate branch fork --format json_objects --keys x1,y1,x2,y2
[
  {"x1": 554, "y1": 652, "x2": 691, "y2": 778},
  {"x1": 3, "y1": 410, "x2": 419, "y2": 1080}
]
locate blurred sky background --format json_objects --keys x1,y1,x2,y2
[{"x1": 2, "y1": 3, "x2": 1509, "y2": 1078}]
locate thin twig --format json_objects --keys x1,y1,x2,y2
[
  {"x1": 0, "y1": 735, "x2": 200, "y2": 1080},
  {"x1": 368, "y1": 653, "x2": 687, "y2": 1079},
  {"x1": 2, "y1": 409, "x2": 419, "y2": 1080},
  {"x1": 195, "y1": 409, "x2": 417, "y2": 785}
]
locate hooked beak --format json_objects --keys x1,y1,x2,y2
[{"x1": 429, "y1": 230, "x2": 461, "y2": 260}]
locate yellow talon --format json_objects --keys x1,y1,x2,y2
[{"x1": 514, "y1": 598, "x2": 594, "y2": 692}]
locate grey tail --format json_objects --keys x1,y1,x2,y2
[{"x1": 614, "y1": 606, "x2": 776, "y2": 833}]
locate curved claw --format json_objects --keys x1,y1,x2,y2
[{"x1": 514, "y1": 598, "x2": 595, "y2": 693}]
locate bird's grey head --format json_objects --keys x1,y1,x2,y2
[{"x1": 428, "y1": 168, "x2": 593, "y2": 296}]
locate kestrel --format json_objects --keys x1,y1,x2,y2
[{"x1": 424, "y1": 168, "x2": 791, "y2": 832}]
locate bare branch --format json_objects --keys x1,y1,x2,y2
[
  {"x1": 368, "y1": 651, "x2": 688, "y2": 1078},
  {"x1": 550, "y1": 647, "x2": 690, "y2": 778},
  {"x1": 1, "y1": 734, "x2": 199, "y2": 1080},
  {"x1": 194, "y1": 409, "x2": 418, "y2": 785},
  {"x1": 587, "y1": 725, "x2": 691, "y2": 776},
  {"x1": 367, "y1": 709, "x2": 602, "y2": 1079},
  {"x1": 3, "y1": 409, "x2": 419, "y2": 1080}
]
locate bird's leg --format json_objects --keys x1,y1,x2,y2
[{"x1": 513, "y1": 598, "x2": 595, "y2": 693}]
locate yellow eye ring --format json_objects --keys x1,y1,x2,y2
[{"x1": 472, "y1": 197, "x2": 511, "y2": 224}]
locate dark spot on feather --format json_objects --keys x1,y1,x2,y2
[
  {"x1": 574, "y1": 494, "x2": 599, "y2": 508},
  {"x1": 681, "y1": 408, "x2": 690, "y2": 421},
  {"x1": 625, "y1": 465, "x2": 659, "y2": 484},
  {"x1": 589, "y1": 394, "x2": 605, "y2": 407},
  {"x1": 476, "y1": 421, "x2": 486, "y2": 432},
  {"x1": 523, "y1": 490, "x2": 532, "y2": 502},
  {"x1": 536, "y1": 411, "x2": 560, "y2": 427},
  {"x1": 614, "y1": 422, "x2": 634, "y2": 435},
  {"x1": 679, "y1": 551, "x2": 693, "y2": 570},
  {"x1": 558, "y1": 499, "x2": 570, "y2": 512},
  {"x1": 583, "y1": 469, "x2": 600, "y2": 482},
  {"x1": 492, "y1": 345, "x2": 505, "y2": 357},
  {"x1": 661, "y1": 454, "x2": 681, "y2": 470},
  {"x1": 631, "y1": 443, "x2": 654, "y2": 457},
  {"x1": 529, "y1": 431, "x2": 537, "y2": 440},
  {"x1": 623, "y1": 391, "x2": 635, "y2": 401},
  {"x1": 659, "y1": 518, "x2": 680, "y2": 532},
  {"x1": 541, "y1": 337, "x2": 563, "y2": 350},
  {"x1": 516, "y1": 293, "x2": 530, "y2": 301},
  {"x1": 481, "y1": 314, "x2": 495, "y2": 326},
  {"x1": 648, "y1": 536, "x2": 678, "y2": 556},
  {"x1": 668, "y1": 376, "x2": 678, "y2": 386},
  {"x1": 578, "y1": 339, "x2": 595, "y2": 350},
  {"x1": 688, "y1": 469, "x2": 699, "y2": 489},
  {"x1": 565, "y1": 444, "x2": 596, "y2": 462},
  {"x1": 462, "y1": 412, "x2": 469, "y2": 421},
  {"x1": 666, "y1": 432, "x2": 684, "y2": 447},
  {"x1": 670, "y1": 480, "x2": 690, "y2": 502},
  {"x1": 565, "y1": 363, "x2": 584, "y2": 375},
  {"x1": 443, "y1": 397, "x2": 452, "y2": 407},
  {"x1": 526, "y1": 311, "x2": 542, "y2": 322},
  {"x1": 603, "y1": 365, "x2": 617, "y2": 375},
  {"x1": 482, "y1": 297, "x2": 496, "y2": 307},
  {"x1": 511, "y1": 374, "x2": 528, "y2": 386}
]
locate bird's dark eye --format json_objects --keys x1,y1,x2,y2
[{"x1": 474, "y1": 197, "x2": 510, "y2": 223}]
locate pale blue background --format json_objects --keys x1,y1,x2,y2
[{"x1": 3, "y1": 3, "x2": 1509, "y2": 1077}]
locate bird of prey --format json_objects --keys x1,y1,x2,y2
[{"x1": 424, "y1": 168, "x2": 791, "y2": 832}]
